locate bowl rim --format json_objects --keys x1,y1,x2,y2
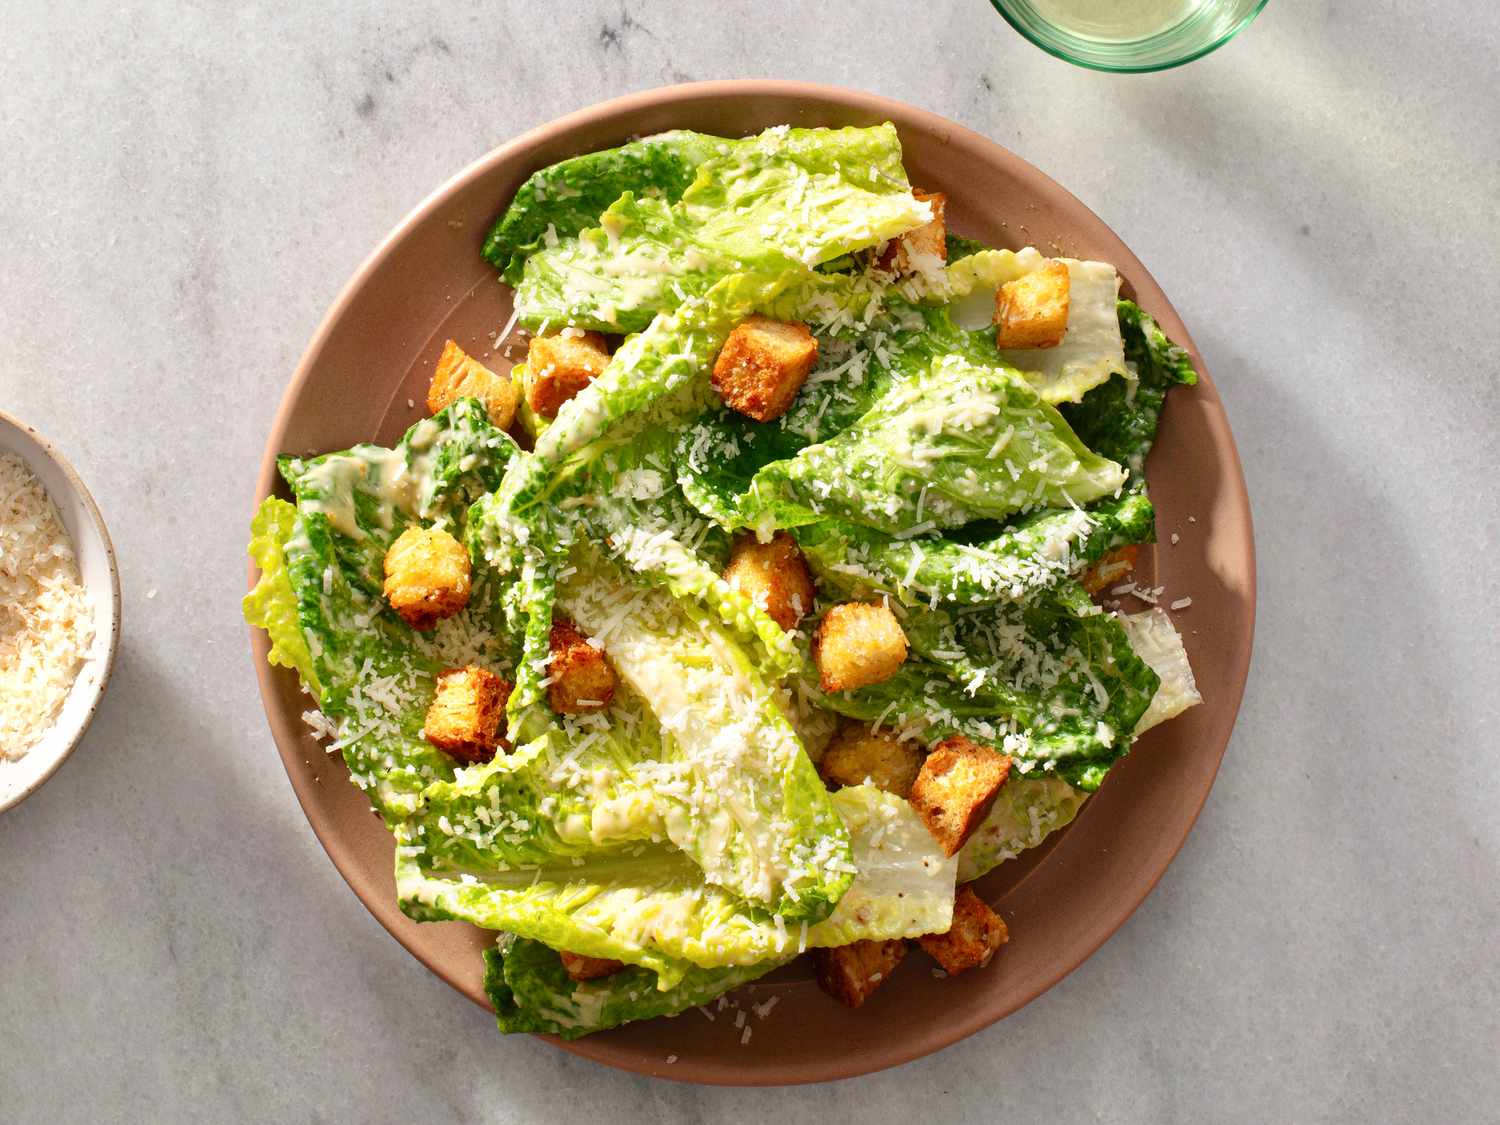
[
  {"x1": 249, "y1": 78, "x2": 1256, "y2": 1084},
  {"x1": 0, "y1": 408, "x2": 122, "y2": 813},
  {"x1": 987, "y1": 0, "x2": 1272, "y2": 73}
]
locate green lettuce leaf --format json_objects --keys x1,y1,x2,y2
[
  {"x1": 556, "y1": 554, "x2": 851, "y2": 918},
  {"x1": 745, "y1": 354, "x2": 1127, "y2": 536},
  {"x1": 398, "y1": 785, "x2": 954, "y2": 988},
  {"x1": 245, "y1": 399, "x2": 520, "y2": 819},
  {"x1": 956, "y1": 777, "x2": 1089, "y2": 883},
  {"x1": 399, "y1": 538, "x2": 850, "y2": 920},
  {"x1": 244, "y1": 497, "x2": 321, "y2": 698},
  {"x1": 810, "y1": 581, "x2": 1159, "y2": 790},
  {"x1": 996, "y1": 258, "x2": 1127, "y2": 404},
  {"x1": 514, "y1": 124, "x2": 931, "y2": 332},
  {"x1": 791, "y1": 488, "x2": 1155, "y2": 608},
  {"x1": 1062, "y1": 298, "x2": 1199, "y2": 476},
  {"x1": 578, "y1": 430, "x2": 801, "y2": 678},
  {"x1": 482, "y1": 130, "x2": 723, "y2": 283},
  {"x1": 467, "y1": 271, "x2": 804, "y2": 728},
  {"x1": 484, "y1": 936, "x2": 776, "y2": 1039},
  {"x1": 954, "y1": 609, "x2": 1200, "y2": 881},
  {"x1": 1118, "y1": 607, "x2": 1203, "y2": 734},
  {"x1": 882, "y1": 247, "x2": 1125, "y2": 404},
  {"x1": 481, "y1": 778, "x2": 963, "y2": 1037},
  {"x1": 672, "y1": 296, "x2": 1004, "y2": 529},
  {"x1": 944, "y1": 233, "x2": 989, "y2": 263}
]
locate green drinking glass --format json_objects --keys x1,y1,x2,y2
[{"x1": 990, "y1": 0, "x2": 1270, "y2": 72}]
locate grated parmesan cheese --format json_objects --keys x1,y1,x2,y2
[{"x1": 0, "y1": 453, "x2": 95, "y2": 759}]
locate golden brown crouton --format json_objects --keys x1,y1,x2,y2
[
  {"x1": 813, "y1": 939, "x2": 907, "y2": 1009},
  {"x1": 909, "y1": 735, "x2": 1012, "y2": 857},
  {"x1": 547, "y1": 616, "x2": 616, "y2": 715},
  {"x1": 995, "y1": 259, "x2": 1071, "y2": 349},
  {"x1": 427, "y1": 339, "x2": 519, "y2": 430},
  {"x1": 818, "y1": 722, "x2": 924, "y2": 798},
  {"x1": 526, "y1": 330, "x2": 611, "y2": 419},
  {"x1": 877, "y1": 189, "x2": 948, "y2": 274},
  {"x1": 382, "y1": 525, "x2": 472, "y2": 631},
  {"x1": 917, "y1": 885, "x2": 1009, "y2": 975},
  {"x1": 1079, "y1": 544, "x2": 1140, "y2": 596},
  {"x1": 711, "y1": 315, "x2": 818, "y2": 422},
  {"x1": 723, "y1": 531, "x2": 815, "y2": 632},
  {"x1": 812, "y1": 601, "x2": 908, "y2": 693},
  {"x1": 422, "y1": 666, "x2": 511, "y2": 763},
  {"x1": 558, "y1": 951, "x2": 626, "y2": 982}
]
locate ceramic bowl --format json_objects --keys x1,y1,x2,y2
[{"x1": 0, "y1": 410, "x2": 121, "y2": 812}]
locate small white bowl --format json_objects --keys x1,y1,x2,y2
[{"x1": 0, "y1": 410, "x2": 120, "y2": 812}]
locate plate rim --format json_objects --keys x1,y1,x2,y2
[{"x1": 248, "y1": 79, "x2": 1257, "y2": 1085}]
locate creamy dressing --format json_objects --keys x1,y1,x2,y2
[{"x1": 295, "y1": 417, "x2": 449, "y2": 539}]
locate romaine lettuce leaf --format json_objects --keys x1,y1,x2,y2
[
  {"x1": 482, "y1": 130, "x2": 723, "y2": 283},
  {"x1": 406, "y1": 687, "x2": 676, "y2": 868},
  {"x1": 467, "y1": 272, "x2": 804, "y2": 728},
  {"x1": 885, "y1": 248, "x2": 1126, "y2": 404},
  {"x1": 244, "y1": 497, "x2": 321, "y2": 698},
  {"x1": 484, "y1": 935, "x2": 777, "y2": 1039},
  {"x1": 943, "y1": 232, "x2": 990, "y2": 264},
  {"x1": 956, "y1": 776, "x2": 1089, "y2": 883},
  {"x1": 557, "y1": 556, "x2": 849, "y2": 918},
  {"x1": 1062, "y1": 299, "x2": 1199, "y2": 476},
  {"x1": 807, "y1": 786, "x2": 956, "y2": 944},
  {"x1": 481, "y1": 780, "x2": 961, "y2": 1037},
  {"x1": 514, "y1": 124, "x2": 931, "y2": 332},
  {"x1": 744, "y1": 354, "x2": 1127, "y2": 536},
  {"x1": 954, "y1": 610, "x2": 1200, "y2": 881},
  {"x1": 792, "y1": 488, "x2": 1155, "y2": 608},
  {"x1": 245, "y1": 400, "x2": 520, "y2": 819},
  {"x1": 398, "y1": 785, "x2": 954, "y2": 988},
  {"x1": 997, "y1": 258, "x2": 1127, "y2": 404},
  {"x1": 1119, "y1": 608, "x2": 1202, "y2": 733},
  {"x1": 579, "y1": 436, "x2": 802, "y2": 678},
  {"x1": 397, "y1": 537, "x2": 849, "y2": 920},
  {"x1": 810, "y1": 581, "x2": 1159, "y2": 790},
  {"x1": 672, "y1": 296, "x2": 1000, "y2": 528}
]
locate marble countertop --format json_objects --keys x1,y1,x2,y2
[{"x1": 2, "y1": 2, "x2": 1495, "y2": 1121}]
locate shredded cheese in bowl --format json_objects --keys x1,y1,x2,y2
[{"x1": 0, "y1": 452, "x2": 95, "y2": 760}]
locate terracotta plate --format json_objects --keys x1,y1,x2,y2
[{"x1": 248, "y1": 81, "x2": 1255, "y2": 1085}]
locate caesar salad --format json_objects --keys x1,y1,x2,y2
[{"x1": 246, "y1": 122, "x2": 1202, "y2": 1038}]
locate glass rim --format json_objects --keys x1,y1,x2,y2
[{"x1": 988, "y1": 0, "x2": 1271, "y2": 73}]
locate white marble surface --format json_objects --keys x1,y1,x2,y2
[{"x1": 2, "y1": 1, "x2": 1496, "y2": 1120}]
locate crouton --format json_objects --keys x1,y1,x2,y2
[
  {"x1": 422, "y1": 666, "x2": 511, "y2": 763},
  {"x1": 558, "y1": 951, "x2": 626, "y2": 982},
  {"x1": 917, "y1": 885, "x2": 1009, "y2": 975},
  {"x1": 547, "y1": 616, "x2": 616, "y2": 715},
  {"x1": 909, "y1": 735, "x2": 1012, "y2": 857},
  {"x1": 818, "y1": 722, "x2": 924, "y2": 798},
  {"x1": 812, "y1": 601, "x2": 908, "y2": 693},
  {"x1": 995, "y1": 259, "x2": 1071, "y2": 349},
  {"x1": 427, "y1": 339, "x2": 519, "y2": 430},
  {"x1": 526, "y1": 330, "x2": 611, "y2": 419},
  {"x1": 382, "y1": 525, "x2": 472, "y2": 631},
  {"x1": 723, "y1": 531, "x2": 815, "y2": 632},
  {"x1": 711, "y1": 315, "x2": 818, "y2": 422},
  {"x1": 876, "y1": 189, "x2": 948, "y2": 274},
  {"x1": 1079, "y1": 544, "x2": 1140, "y2": 595},
  {"x1": 812, "y1": 939, "x2": 907, "y2": 1009}
]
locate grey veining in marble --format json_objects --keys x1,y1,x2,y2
[{"x1": 1, "y1": 2, "x2": 1496, "y2": 1121}]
